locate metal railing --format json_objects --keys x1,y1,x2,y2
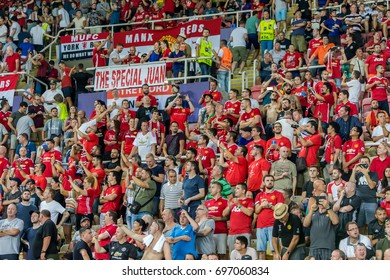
[
  {"x1": 312, "y1": 0, "x2": 390, "y2": 13},
  {"x1": 253, "y1": 59, "x2": 258, "y2": 86},
  {"x1": 241, "y1": 71, "x2": 249, "y2": 90},
  {"x1": 86, "y1": 56, "x2": 231, "y2": 90}
]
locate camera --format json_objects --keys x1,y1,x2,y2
[
  {"x1": 315, "y1": 196, "x2": 326, "y2": 204},
  {"x1": 291, "y1": 124, "x2": 299, "y2": 129},
  {"x1": 358, "y1": 164, "x2": 369, "y2": 169}
]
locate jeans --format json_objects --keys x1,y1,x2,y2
[
  {"x1": 309, "y1": 59, "x2": 325, "y2": 77},
  {"x1": 130, "y1": 212, "x2": 153, "y2": 230},
  {"x1": 199, "y1": 62, "x2": 211, "y2": 82},
  {"x1": 217, "y1": 70, "x2": 229, "y2": 92},
  {"x1": 261, "y1": 40, "x2": 273, "y2": 57}
]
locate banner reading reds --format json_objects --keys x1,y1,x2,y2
[
  {"x1": 94, "y1": 62, "x2": 166, "y2": 91},
  {"x1": 113, "y1": 18, "x2": 222, "y2": 57},
  {"x1": 0, "y1": 74, "x2": 19, "y2": 106},
  {"x1": 60, "y1": 33, "x2": 110, "y2": 61}
]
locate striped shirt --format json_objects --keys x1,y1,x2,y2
[{"x1": 160, "y1": 181, "x2": 183, "y2": 210}]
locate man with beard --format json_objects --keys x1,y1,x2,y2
[
  {"x1": 277, "y1": 98, "x2": 293, "y2": 121},
  {"x1": 262, "y1": 91, "x2": 280, "y2": 139},
  {"x1": 364, "y1": 44, "x2": 390, "y2": 78},
  {"x1": 279, "y1": 83, "x2": 301, "y2": 112},
  {"x1": 265, "y1": 123, "x2": 292, "y2": 163},
  {"x1": 145, "y1": 153, "x2": 165, "y2": 216},
  {"x1": 247, "y1": 145, "x2": 271, "y2": 198},
  {"x1": 163, "y1": 121, "x2": 185, "y2": 158},
  {"x1": 311, "y1": 82, "x2": 335, "y2": 126},
  {"x1": 238, "y1": 99, "x2": 262, "y2": 131},
  {"x1": 135, "y1": 84, "x2": 158, "y2": 108},
  {"x1": 365, "y1": 99, "x2": 389, "y2": 140},
  {"x1": 16, "y1": 190, "x2": 38, "y2": 234},
  {"x1": 366, "y1": 65, "x2": 390, "y2": 114},
  {"x1": 32, "y1": 209, "x2": 59, "y2": 260},
  {"x1": 255, "y1": 175, "x2": 284, "y2": 260},
  {"x1": 0, "y1": 204, "x2": 24, "y2": 260},
  {"x1": 39, "y1": 139, "x2": 62, "y2": 179}
]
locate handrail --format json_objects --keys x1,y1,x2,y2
[
  {"x1": 253, "y1": 59, "x2": 258, "y2": 86},
  {"x1": 58, "y1": 9, "x2": 254, "y2": 36},
  {"x1": 311, "y1": 0, "x2": 389, "y2": 13},
  {"x1": 0, "y1": 71, "x2": 48, "y2": 92},
  {"x1": 241, "y1": 71, "x2": 248, "y2": 91}
]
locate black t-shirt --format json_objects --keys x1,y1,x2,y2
[
  {"x1": 302, "y1": 180, "x2": 314, "y2": 198},
  {"x1": 104, "y1": 160, "x2": 122, "y2": 179},
  {"x1": 344, "y1": 42, "x2": 358, "y2": 61},
  {"x1": 72, "y1": 72, "x2": 94, "y2": 93},
  {"x1": 165, "y1": 132, "x2": 185, "y2": 156},
  {"x1": 32, "y1": 219, "x2": 58, "y2": 259},
  {"x1": 136, "y1": 106, "x2": 158, "y2": 127},
  {"x1": 368, "y1": 220, "x2": 385, "y2": 242},
  {"x1": 73, "y1": 240, "x2": 93, "y2": 260},
  {"x1": 103, "y1": 241, "x2": 138, "y2": 260},
  {"x1": 151, "y1": 164, "x2": 165, "y2": 197},
  {"x1": 272, "y1": 214, "x2": 305, "y2": 248}
]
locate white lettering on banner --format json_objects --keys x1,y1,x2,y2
[
  {"x1": 94, "y1": 63, "x2": 166, "y2": 91},
  {"x1": 0, "y1": 74, "x2": 19, "y2": 106},
  {"x1": 70, "y1": 33, "x2": 99, "y2": 42},
  {"x1": 179, "y1": 24, "x2": 205, "y2": 36},
  {"x1": 0, "y1": 80, "x2": 11, "y2": 88},
  {"x1": 125, "y1": 33, "x2": 154, "y2": 44}
]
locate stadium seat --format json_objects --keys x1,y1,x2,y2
[
  {"x1": 251, "y1": 85, "x2": 263, "y2": 100},
  {"x1": 362, "y1": 98, "x2": 372, "y2": 116}
]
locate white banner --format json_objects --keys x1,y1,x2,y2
[
  {"x1": 0, "y1": 74, "x2": 18, "y2": 106},
  {"x1": 94, "y1": 62, "x2": 166, "y2": 91}
]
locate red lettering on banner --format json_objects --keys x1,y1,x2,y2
[
  {"x1": 70, "y1": 34, "x2": 99, "y2": 42},
  {"x1": 144, "y1": 65, "x2": 165, "y2": 85},
  {"x1": 96, "y1": 71, "x2": 109, "y2": 89}
]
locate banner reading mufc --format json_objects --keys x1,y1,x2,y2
[
  {"x1": 94, "y1": 62, "x2": 166, "y2": 91},
  {"x1": 0, "y1": 74, "x2": 18, "y2": 106},
  {"x1": 60, "y1": 33, "x2": 110, "y2": 61},
  {"x1": 113, "y1": 18, "x2": 222, "y2": 57}
]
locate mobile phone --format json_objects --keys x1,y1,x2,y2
[{"x1": 267, "y1": 87, "x2": 273, "y2": 91}]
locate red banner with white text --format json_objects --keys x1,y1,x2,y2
[
  {"x1": 113, "y1": 18, "x2": 222, "y2": 58},
  {"x1": 0, "y1": 74, "x2": 19, "y2": 106}
]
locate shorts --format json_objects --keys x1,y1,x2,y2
[
  {"x1": 10, "y1": 134, "x2": 18, "y2": 150},
  {"x1": 291, "y1": 35, "x2": 307, "y2": 52},
  {"x1": 62, "y1": 86, "x2": 72, "y2": 98},
  {"x1": 275, "y1": 9, "x2": 287, "y2": 22},
  {"x1": 246, "y1": 33, "x2": 260, "y2": 50},
  {"x1": 256, "y1": 227, "x2": 274, "y2": 252},
  {"x1": 214, "y1": 234, "x2": 227, "y2": 254},
  {"x1": 232, "y1": 46, "x2": 247, "y2": 62}
]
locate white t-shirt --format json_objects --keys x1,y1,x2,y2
[
  {"x1": 58, "y1": 8, "x2": 70, "y2": 28},
  {"x1": 40, "y1": 200, "x2": 66, "y2": 224},
  {"x1": 10, "y1": 22, "x2": 21, "y2": 41},
  {"x1": 346, "y1": 80, "x2": 362, "y2": 104},
  {"x1": 73, "y1": 17, "x2": 87, "y2": 33},
  {"x1": 30, "y1": 25, "x2": 45, "y2": 45},
  {"x1": 109, "y1": 49, "x2": 123, "y2": 66},
  {"x1": 133, "y1": 131, "x2": 157, "y2": 160},
  {"x1": 42, "y1": 89, "x2": 64, "y2": 112},
  {"x1": 372, "y1": 124, "x2": 390, "y2": 144},
  {"x1": 230, "y1": 247, "x2": 258, "y2": 260},
  {"x1": 0, "y1": 25, "x2": 7, "y2": 43},
  {"x1": 339, "y1": 234, "x2": 372, "y2": 259},
  {"x1": 230, "y1": 27, "x2": 248, "y2": 48}
]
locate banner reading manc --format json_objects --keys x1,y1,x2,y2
[
  {"x1": 113, "y1": 18, "x2": 222, "y2": 58},
  {"x1": 94, "y1": 62, "x2": 166, "y2": 91},
  {"x1": 60, "y1": 33, "x2": 110, "y2": 61},
  {"x1": 0, "y1": 74, "x2": 19, "y2": 106}
]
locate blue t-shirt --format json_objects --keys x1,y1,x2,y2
[
  {"x1": 22, "y1": 227, "x2": 40, "y2": 260},
  {"x1": 170, "y1": 224, "x2": 198, "y2": 260},
  {"x1": 16, "y1": 203, "x2": 38, "y2": 230},
  {"x1": 149, "y1": 51, "x2": 161, "y2": 62},
  {"x1": 15, "y1": 142, "x2": 37, "y2": 159},
  {"x1": 110, "y1": 9, "x2": 121, "y2": 24},
  {"x1": 323, "y1": 18, "x2": 343, "y2": 37},
  {"x1": 183, "y1": 175, "x2": 204, "y2": 206},
  {"x1": 19, "y1": 43, "x2": 35, "y2": 57},
  {"x1": 290, "y1": 19, "x2": 306, "y2": 36},
  {"x1": 169, "y1": 50, "x2": 185, "y2": 70}
]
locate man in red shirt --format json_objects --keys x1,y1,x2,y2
[
  {"x1": 198, "y1": 80, "x2": 223, "y2": 106},
  {"x1": 204, "y1": 181, "x2": 229, "y2": 259},
  {"x1": 92, "y1": 35, "x2": 111, "y2": 67},
  {"x1": 247, "y1": 145, "x2": 271, "y2": 198},
  {"x1": 219, "y1": 142, "x2": 248, "y2": 187},
  {"x1": 196, "y1": 134, "x2": 216, "y2": 177},
  {"x1": 366, "y1": 65, "x2": 390, "y2": 115},
  {"x1": 307, "y1": 28, "x2": 322, "y2": 62},
  {"x1": 11, "y1": 146, "x2": 34, "y2": 182},
  {"x1": 58, "y1": 60, "x2": 74, "y2": 108},
  {"x1": 370, "y1": 142, "x2": 390, "y2": 181},
  {"x1": 40, "y1": 139, "x2": 62, "y2": 179},
  {"x1": 364, "y1": 44, "x2": 390, "y2": 78},
  {"x1": 0, "y1": 100, "x2": 11, "y2": 132},
  {"x1": 246, "y1": 126, "x2": 266, "y2": 164},
  {"x1": 99, "y1": 171, "x2": 122, "y2": 225},
  {"x1": 255, "y1": 174, "x2": 284, "y2": 260},
  {"x1": 0, "y1": 145, "x2": 10, "y2": 186},
  {"x1": 1, "y1": 46, "x2": 20, "y2": 73},
  {"x1": 334, "y1": 90, "x2": 359, "y2": 118},
  {"x1": 311, "y1": 82, "x2": 335, "y2": 124},
  {"x1": 238, "y1": 98, "x2": 262, "y2": 130},
  {"x1": 123, "y1": 46, "x2": 141, "y2": 64},
  {"x1": 265, "y1": 123, "x2": 292, "y2": 163},
  {"x1": 223, "y1": 183, "x2": 254, "y2": 253},
  {"x1": 76, "y1": 125, "x2": 99, "y2": 154},
  {"x1": 82, "y1": 155, "x2": 105, "y2": 198},
  {"x1": 165, "y1": 94, "x2": 194, "y2": 131},
  {"x1": 223, "y1": 88, "x2": 241, "y2": 124},
  {"x1": 94, "y1": 210, "x2": 118, "y2": 260},
  {"x1": 322, "y1": 122, "x2": 343, "y2": 183},
  {"x1": 281, "y1": 44, "x2": 302, "y2": 78},
  {"x1": 342, "y1": 126, "x2": 365, "y2": 180},
  {"x1": 135, "y1": 84, "x2": 158, "y2": 108}
]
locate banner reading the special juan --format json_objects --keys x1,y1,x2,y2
[
  {"x1": 0, "y1": 74, "x2": 18, "y2": 106},
  {"x1": 113, "y1": 18, "x2": 222, "y2": 58},
  {"x1": 94, "y1": 62, "x2": 166, "y2": 91},
  {"x1": 60, "y1": 32, "x2": 110, "y2": 61}
]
